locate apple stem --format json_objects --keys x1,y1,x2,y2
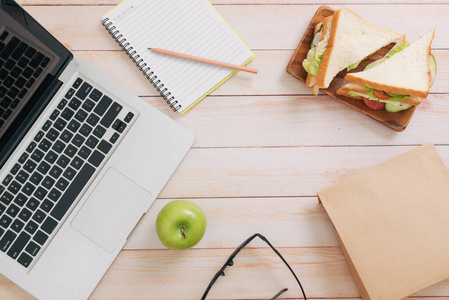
[{"x1": 181, "y1": 227, "x2": 187, "y2": 239}]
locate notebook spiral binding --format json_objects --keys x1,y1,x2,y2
[{"x1": 102, "y1": 18, "x2": 181, "y2": 112}]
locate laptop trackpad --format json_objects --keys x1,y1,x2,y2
[{"x1": 71, "y1": 168, "x2": 151, "y2": 253}]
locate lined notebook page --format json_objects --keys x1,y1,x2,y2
[{"x1": 103, "y1": 0, "x2": 254, "y2": 113}]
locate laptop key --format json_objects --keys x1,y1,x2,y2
[
  {"x1": 57, "y1": 99, "x2": 67, "y2": 110},
  {"x1": 48, "y1": 188, "x2": 61, "y2": 202},
  {"x1": 33, "y1": 187, "x2": 47, "y2": 200},
  {"x1": 98, "y1": 140, "x2": 112, "y2": 154},
  {"x1": 23, "y1": 160, "x2": 37, "y2": 173},
  {"x1": 56, "y1": 178, "x2": 69, "y2": 191},
  {"x1": 82, "y1": 99, "x2": 95, "y2": 112},
  {"x1": 41, "y1": 57, "x2": 50, "y2": 68},
  {"x1": 7, "y1": 180, "x2": 22, "y2": 194},
  {"x1": 32, "y1": 210, "x2": 46, "y2": 224},
  {"x1": 78, "y1": 146, "x2": 91, "y2": 159},
  {"x1": 56, "y1": 154, "x2": 70, "y2": 168},
  {"x1": 22, "y1": 183, "x2": 35, "y2": 196},
  {"x1": 88, "y1": 150, "x2": 105, "y2": 168},
  {"x1": 74, "y1": 109, "x2": 88, "y2": 122},
  {"x1": 22, "y1": 67, "x2": 33, "y2": 78},
  {"x1": 18, "y1": 153, "x2": 29, "y2": 164},
  {"x1": 61, "y1": 108, "x2": 74, "y2": 121},
  {"x1": 34, "y1": 131, "x2": 45, "y2": 142},
  {"x1": 10, "y1": 99, "x2": 20, "y2": 109},
  {"x1": 89, "y1": 89, "x2": 103, "y2": 101},
  {"x1": 14, "y1": 193, "x2": 28, "y2": 207},
  {"x1": 26, "y1": 197, "x2": 39, "y2": 211},
  {"x1": 75, "y1": 82, "x2": 93, "y2": 100},
  {"x1": 37, "y1": 161, "x2": 51, "y2": 174},
  {"x1": 79, "y1": 124, "x2": 92, "y2": 137},
  {"x1": 67, "y1": 119, "x2": 81, "y2": 133},
  {"x1": 42, "y1": 176, "x2": 55, "y2": 190},
  {"x1": 6, "y1": 204, "x2": 20, "y2": 218},
  {"x1": 26, "y1": 141, "x2": 37, "y2": 153},
  {"x1": 72, "y1": 78, "x2": 83, "y2": 89},
  {"x1": 38, "y1": 139, "x2": 52, "y2": 152},
  {"x1": 41, "y1": 217, "x2": 57, "y2": 235},
  {"x1": 94, "y1": 96, "x2": 112, "y2": 116},
  {"x1": 124, "y1": 112, "x2": 134, "y2": 123},
  {"x1": 70, "y1": 156, "x2": 83, "y2": 170},
  {"x1": 31, "y1": 149, "x2": 45, "y2": 162},
  {"x1": 0, "y1": 192, "x2": 13, "y2": 205},
  {"x1": 2, "y1": 174, "x2": 13, "y2": 185},
  {"x1": 49, "y1": 109, "x2": 60, "y2": 121},
  {"x1": 40, "y1": 200, "x2": 54, "y2": 213},
  {"x1": 51, "y1": 163, "x2": 95, "y2": 221},
  {"x1": 0, "y1": 204, "x2": 5, "y2": 215},
  {"x1": 64, "y1": 144, "x2": 77, "y2": 158},
  {"x1": 33, "y1": 230, "x2": 48, "y2": 246},
  {"x1": 18, "y1": 208, "x2": 32, "y2": 222},
  {"x1": 25, "y1": 220, "x2": 38, "y2": 235},
  {"x1": 46, "y1": 128, "x2": 59, "y2": 141},
  {"x1": 44, "y1": 151, "x2": 57, "y2": 164},
  {"x1": 60, "y1": 130, "x2": 73, "y2": 143},
  {"x1": 65, "y1": 88, "x2": 75, "y2": 99},
  {"x1": 101, "y1": 103, "x2": 122, "y2": 128},
  {"x1": 0, "y1": 37, "x2": 19, "y2": 60},
  {"x1": 7, "y1": 232, "x2": 30, "y2": 259},
  {"x1": 25, "y1": 241, "x2": 40, "y2": 256},
  {"x1": 54, "y1": 118, "x2": 67, "y2": 131},
  {"x1": 0, "y1": 215, "x2": 12, "y2": 229},
  {"x1": 10, "y1": 219, "x2": 24, "y2": 233},
  {"x1": 72, "y1": 134, "x2": 85, "y2": 147},
  {"x1": 15, "y1": 171, "x2": 29, "y2": 184},
  {"x1": 93, "y1": 125, "x2": 106, "y2": 139},
  {"x1": 18, "y1": 252, "x2": 33, "y2": 268},
  {"x1": 86, "y1": 113, "x2": 100, "y2": 127},
  {"x1": 26, "y1": 78, "x2": 36, "y2": 89},
  {"x1": 29, "y1": 172, "x2": 43, "y2": 185},
  {"x1": 0, "y1": 31, "x2": 8, "y2": 41},
  {"x1": 68, "y1": 97, "x2": 82, "y2": 110},
  {"x1": 86, "y1": 135, "x2": 99, "y2": 149},
  {"x1": 0, "y1": 230, "x2": 17, "y2": 252},
  {"x1": 63, "y1": 167, "x2": 76, "y2": 181},
  {"x1": 49, "y1": 166, "x2": 63, "y2": 179},
  {"x1": 52, "y1": 140, "x2": 65, "y2": 154}
]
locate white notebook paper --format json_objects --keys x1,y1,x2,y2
[{"x1": 102, "y1": 0, "x2": 254, "y2": 113}]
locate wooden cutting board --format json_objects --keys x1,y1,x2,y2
[{"x1": 286, "y1": 6, "x2": 416, "y2": 132}]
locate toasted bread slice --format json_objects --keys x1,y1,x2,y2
[
  {"x1": 345, "y1": 30, "x2": 435, "y2": 98},
  {"x1": 316, "y1": 8, "x2": 402, "y2": 89},
  {"x1": 337, "y1": 83, "x2": 422, "y2": 106}
]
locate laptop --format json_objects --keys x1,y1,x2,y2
[{"x1": 0, "y1": 1, "x2": 194, "y2": 299}]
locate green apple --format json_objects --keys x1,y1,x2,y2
[{"x1": 156, "y1": 200, "x2": 207, "y2": 250}]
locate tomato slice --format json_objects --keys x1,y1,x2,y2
[
  {"x1": 363, "y1": 98, "x2": 385, "y2": 110},
  {"x1": 373, "y1": 90, "x2": 391, "y2": 100}
]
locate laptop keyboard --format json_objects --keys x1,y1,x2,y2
[
  {"x1": 0, "y1": 77, "x2": 135, "y2": 269},
  {"x1": 0, "y1": 30, "x2": 50, "y2": 129}
]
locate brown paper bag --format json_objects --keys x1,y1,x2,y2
[{"x1": 318, "y1": 143, "x2": 449, "y2": 300}]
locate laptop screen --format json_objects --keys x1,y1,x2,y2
[{"x1": 0, "y1": 0, "x2": 72, "y2": 168}]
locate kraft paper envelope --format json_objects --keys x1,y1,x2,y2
[{"x1": 318, "y1": 143, "x2": 449, "y2": 300}]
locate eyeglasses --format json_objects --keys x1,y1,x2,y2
[{"x1": 201, "y1": 233, "x2": 307, "y2": 300}]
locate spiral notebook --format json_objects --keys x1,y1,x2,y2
[{"x1": 102, "y1": 0, "x2": 255, "y2": 114}]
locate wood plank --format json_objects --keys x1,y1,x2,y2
[
  {"x1": 2, "y1": 247, "x2": 449, "y2": 299},
  {"x1": 74, "y1": 50, "x2": 449, "y2": 97},
  {"x1": 143, "y1": 94, "x2": 449, "y2": 148},
  {"x1": 158, "y1": 146, "x2": 449, "y2": 199},
  {"x1": 23, "y1": 5, "x2": 449, "y2": 50},
  {"x1": 125, "y1": 197, "x2": 338, "y2": 250},
  {"x1": 18, "y1": 0, "x2": 449, "y2": 6}
]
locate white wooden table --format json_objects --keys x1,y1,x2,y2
[{"x1": 2, "y1": 0, "x2": 449, "y2": 299}]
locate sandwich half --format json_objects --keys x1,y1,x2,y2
[
  {"x1": 337, "y1": 29, "x2": 436, "y2": 112},
  {"x1": 303, "y1": 8, "x2": 402, "y2": 94}
]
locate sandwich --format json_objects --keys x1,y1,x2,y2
[
  {"x1": 302, "y1": 8, "x2": 402, "y2": 95},
  {"x1": 337, "y1": 29, "x2": 436, "y2": 112}
]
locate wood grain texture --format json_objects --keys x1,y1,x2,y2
[
  {"x1": 124, "y1": 197, "x2": 339, "y2": 250},
  {"x1": 18, "y1": 0, "x2": 449, "y2": 5},
  {"x1": 3, "y1": 248, "x2": 449, "y2": 300},
  {"x1": 73, "y1": 49, "x2": 449, "y2": 96},
  {"x1": 3, "y1": 2, "x2": 449, "y2": 300},
  {"x1": 22, "y1": 5, "x2": 449, "y2": 51},
  {"x1": 144, "y1": 94, "x2": 449, "y2": 148},
  {"x1": 158, "y1": 146, "x2": 449, "y2": 199}
]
